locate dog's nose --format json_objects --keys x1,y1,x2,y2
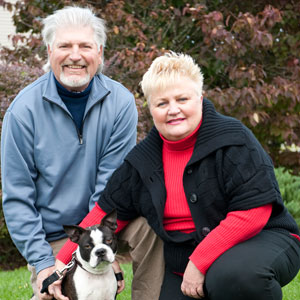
[{"x1": 95, "y1": 248, "x2": 106, "y2": 257}]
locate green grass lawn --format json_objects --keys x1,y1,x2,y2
[
  {"x1": 0, "y1": 265, "x2": 299, "y2": 300},
  {"x1": 0, "y1": 264, "x2": 133, "y2": 300}
]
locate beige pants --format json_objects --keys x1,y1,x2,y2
[{"x1": 29, "y1": 217, "x2": 164, "y2": 300}]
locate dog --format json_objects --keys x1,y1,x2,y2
[{"x1": 60, "y1": 210, "x2": 119, "y2": 300}]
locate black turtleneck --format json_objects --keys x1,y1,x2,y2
[{"x1": 55, "y1": 78, "x2": 93, "y2": 133}]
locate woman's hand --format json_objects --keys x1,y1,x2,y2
[
  {"x1": 112, "y1": 260, "x2": 125, "y2": 294},
  {"x1": 181, "y1": 260, "x2": 205, "y2": 299}
]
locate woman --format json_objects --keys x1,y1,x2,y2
[{"x1": 55, "y1": 52, "x2": 300, "y2": 300}]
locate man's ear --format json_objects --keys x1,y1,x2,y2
[
  {"x1": 63, "y1": 225, "x2": 86, "y2": 244},
  {"x1": 101, "y1": 209, "x2": 118, "y2": 232},
  {"x1": 98, "y1": 44, "x2": 103, "y2": 65},
  {"x1": 47, "y1": 44, "x2": 52, "y2": 57}
]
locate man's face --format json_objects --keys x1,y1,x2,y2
[{"x1": 48, "y1": 26, "x2": 102, "y2": 92}]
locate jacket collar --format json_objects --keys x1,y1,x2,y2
[
  {"x1": 126, "y1": 98, "x2": 246, "y2": 172},
  {"x1": 189, "y1": 98, "x2": 246, "y2": 164},
  {"x1": 42, "y1": 71, "x2": 110, "y2": 117}
]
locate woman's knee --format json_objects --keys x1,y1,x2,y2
[{"x1": 205, "y1": 258, "x2": 282, "y2": 300}]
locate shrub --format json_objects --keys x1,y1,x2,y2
[
  {"x1": 1, "y1": 0, "x2": 300, "y2": 172},
  {"x1": 0, "y1": 63, "x2": 44, "y2": 127},
  {"x1": 0, "y1": 64, "x2": 43, "y2": 270},
  {"x1": 0, "y1": 201, "x2": 26, "y2": 270},
  {"x1": 275, "y1": 168, "x2": 300, "y2": 228}
]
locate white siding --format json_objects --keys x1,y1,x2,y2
[{"x1": 0, "y1": 1, "x2": 16, "y2": 48}]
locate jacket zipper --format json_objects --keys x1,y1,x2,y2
[
  {"x1": 44, "y1": 90, "x2": 110, "y2": 145},
  {"x1": 78, "y1": 132, "x2": 83, "y2": 145},
  {"x1": 43, "y1": 97, "x2": 84, "y2": 144}
]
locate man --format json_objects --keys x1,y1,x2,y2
[{"x1": 1, "y1": 6, "x2": 163, "y2": 300}]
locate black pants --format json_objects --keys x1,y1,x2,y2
[{"x1": 159, "y1": 230, "x2": 300, "y2": 300}]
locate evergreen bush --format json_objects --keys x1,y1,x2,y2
[{"x1": 275, "y1": 168, "x2": 300, "y2": 228}]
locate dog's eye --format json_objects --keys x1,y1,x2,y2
[
  {"x1": 106, "y1": 239, "x2": 112, "y2": 244},
  {"x1": 85, "y1": 244, "x2": 92, "y2": 249}
]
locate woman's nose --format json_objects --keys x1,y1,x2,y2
[{"x1": 168, "y1": 103, "x2": 180, "y2": 115}]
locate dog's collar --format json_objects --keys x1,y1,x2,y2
[
  {"x1": 72, "y1": 252, "x2": 91, "y2": 273},
  {"x1": 72, "y1": 253, "x2": 123, "y2": 281},
  {"x1": 72, "y1": 252, "x2": 108, "y2": 275},
  {"x1": 72, "y1": 252, "x2": 84, "y2": 269}
]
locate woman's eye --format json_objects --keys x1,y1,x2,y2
[
  {"x1": 157, "y1": 102, "x2": 166, "y2": 107},
  {"x1": 178, "y1": 98, "x2": 187, "y2": 102}
]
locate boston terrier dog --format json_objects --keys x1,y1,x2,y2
[{"x1": 61, "y1": 210, "x2": 119, "y2": 300}]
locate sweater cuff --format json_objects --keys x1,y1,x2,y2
[{"x1": 189, "y1": 204, "x2": 272, "y2": 274}]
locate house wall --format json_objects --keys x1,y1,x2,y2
[{"x1": 0, "y1": 1, "x2": 16, "y2": 48}]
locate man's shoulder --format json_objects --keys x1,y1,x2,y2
[{"x1": 95, "y1": 73, "x2": 133, "y2": 97}]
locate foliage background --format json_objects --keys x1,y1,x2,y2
[{"x1": 0, "y1": 0, "x2": 300, "y2": 269}]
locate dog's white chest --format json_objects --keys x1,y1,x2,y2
[{"x1": 73, "y1": 266, "x2": 117, "y2": 300}]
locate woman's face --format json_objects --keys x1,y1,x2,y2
[{"x1": 149, "y1": 77, "x2": 203, "y2": 141}]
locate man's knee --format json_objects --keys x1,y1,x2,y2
[
  {"x1": 116, "y1": 217, "x2": 164, "y2": 300},
  {"x1": 28, "y1": 264, "x2": 39, "y2": 299},
  {"x1": 118, "y1": 217, "x2": 161, "y2": 250}
]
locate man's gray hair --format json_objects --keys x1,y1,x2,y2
[{"x1": 42, "y1": 6, "x2": 106, "y2": 73}]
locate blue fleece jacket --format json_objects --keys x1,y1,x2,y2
[{"x1": 1, "y1": 71, "x2": 138, "y2": 273}]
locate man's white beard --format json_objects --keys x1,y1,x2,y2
[{"x1": 60, "y1": 72, "x2": 91, "y2": 89}]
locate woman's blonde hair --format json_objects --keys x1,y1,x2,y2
[{"x1": 140, "y1": 52, "x2": 204, "y2": 103}]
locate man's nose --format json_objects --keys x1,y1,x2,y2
[{"x1": 69, "y1": 45, "x2": 81, "y2": 61}]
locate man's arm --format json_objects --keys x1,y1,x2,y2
[
  {"x1": 88, "y1": 94, "x2": 138, "y2": 210},
  {"x1": 1, "y1": 111, "x2": 55, "y2": 274}
]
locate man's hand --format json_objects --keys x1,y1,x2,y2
[
  {"x1": 37, "y1": 266, "x2": 56, "y2": 300},
  {"x1": 48, "y1": 260, "x2": 69, "y2": 300},
  {"x1": 181, "y1": 260, "x2": 205, "y2": 299},
  {"x1": 112, "y1": 260, "x2": 125, "y2": 294},
  {"x1": 37, "y1": 260, "x2": 69, "y2": 300}
]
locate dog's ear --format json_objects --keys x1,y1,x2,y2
[
  {"x1": 63, "y1": 225, "x2": 86, "y2": 244},
  {"x1": 101, "y1": 209, "x2": 118, "y2": 232}
]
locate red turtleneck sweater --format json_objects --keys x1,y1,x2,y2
[{"x1": 161, "y1": 122, "x2": 201, "y2": 232}]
